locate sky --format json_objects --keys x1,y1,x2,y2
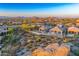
[{"x1": 0, "y1": 3, "x2": 79, "y2": 17}]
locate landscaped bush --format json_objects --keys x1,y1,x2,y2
[
  {"x1": 73, "y1": 50, "x2": 79, "y2": 56},
  {"x1": 74, "y1": 35, "x2": 79, "y2": 38}
]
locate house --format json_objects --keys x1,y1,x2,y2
[
  {"x1": 66, "y1": 26, "x2": 79, "y2": 38},
  {"x1": 0, "y1": 23, "x2": 3, "y2": 25},
  {"x1": 49, "y1": 24, "x2": 67, "y2": 36},
  {"x1": 39, "y1": 26, "x2": 46, "y2": 32},
  {"x1": 50, "y1": 26, "x2": 62, "y2": 34},
  {"x1": 68, "y1": 26, "x2": 79, "y2": 35},
  {"x1": 76, "y1": 19, "x2": 79, "y2": 27},
  {"x1": 12, "y1": 21, "x2": 22, "y2": 25},
  {"x1": 0, "y1": 25, "x2": 8, "y2": 35}
]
